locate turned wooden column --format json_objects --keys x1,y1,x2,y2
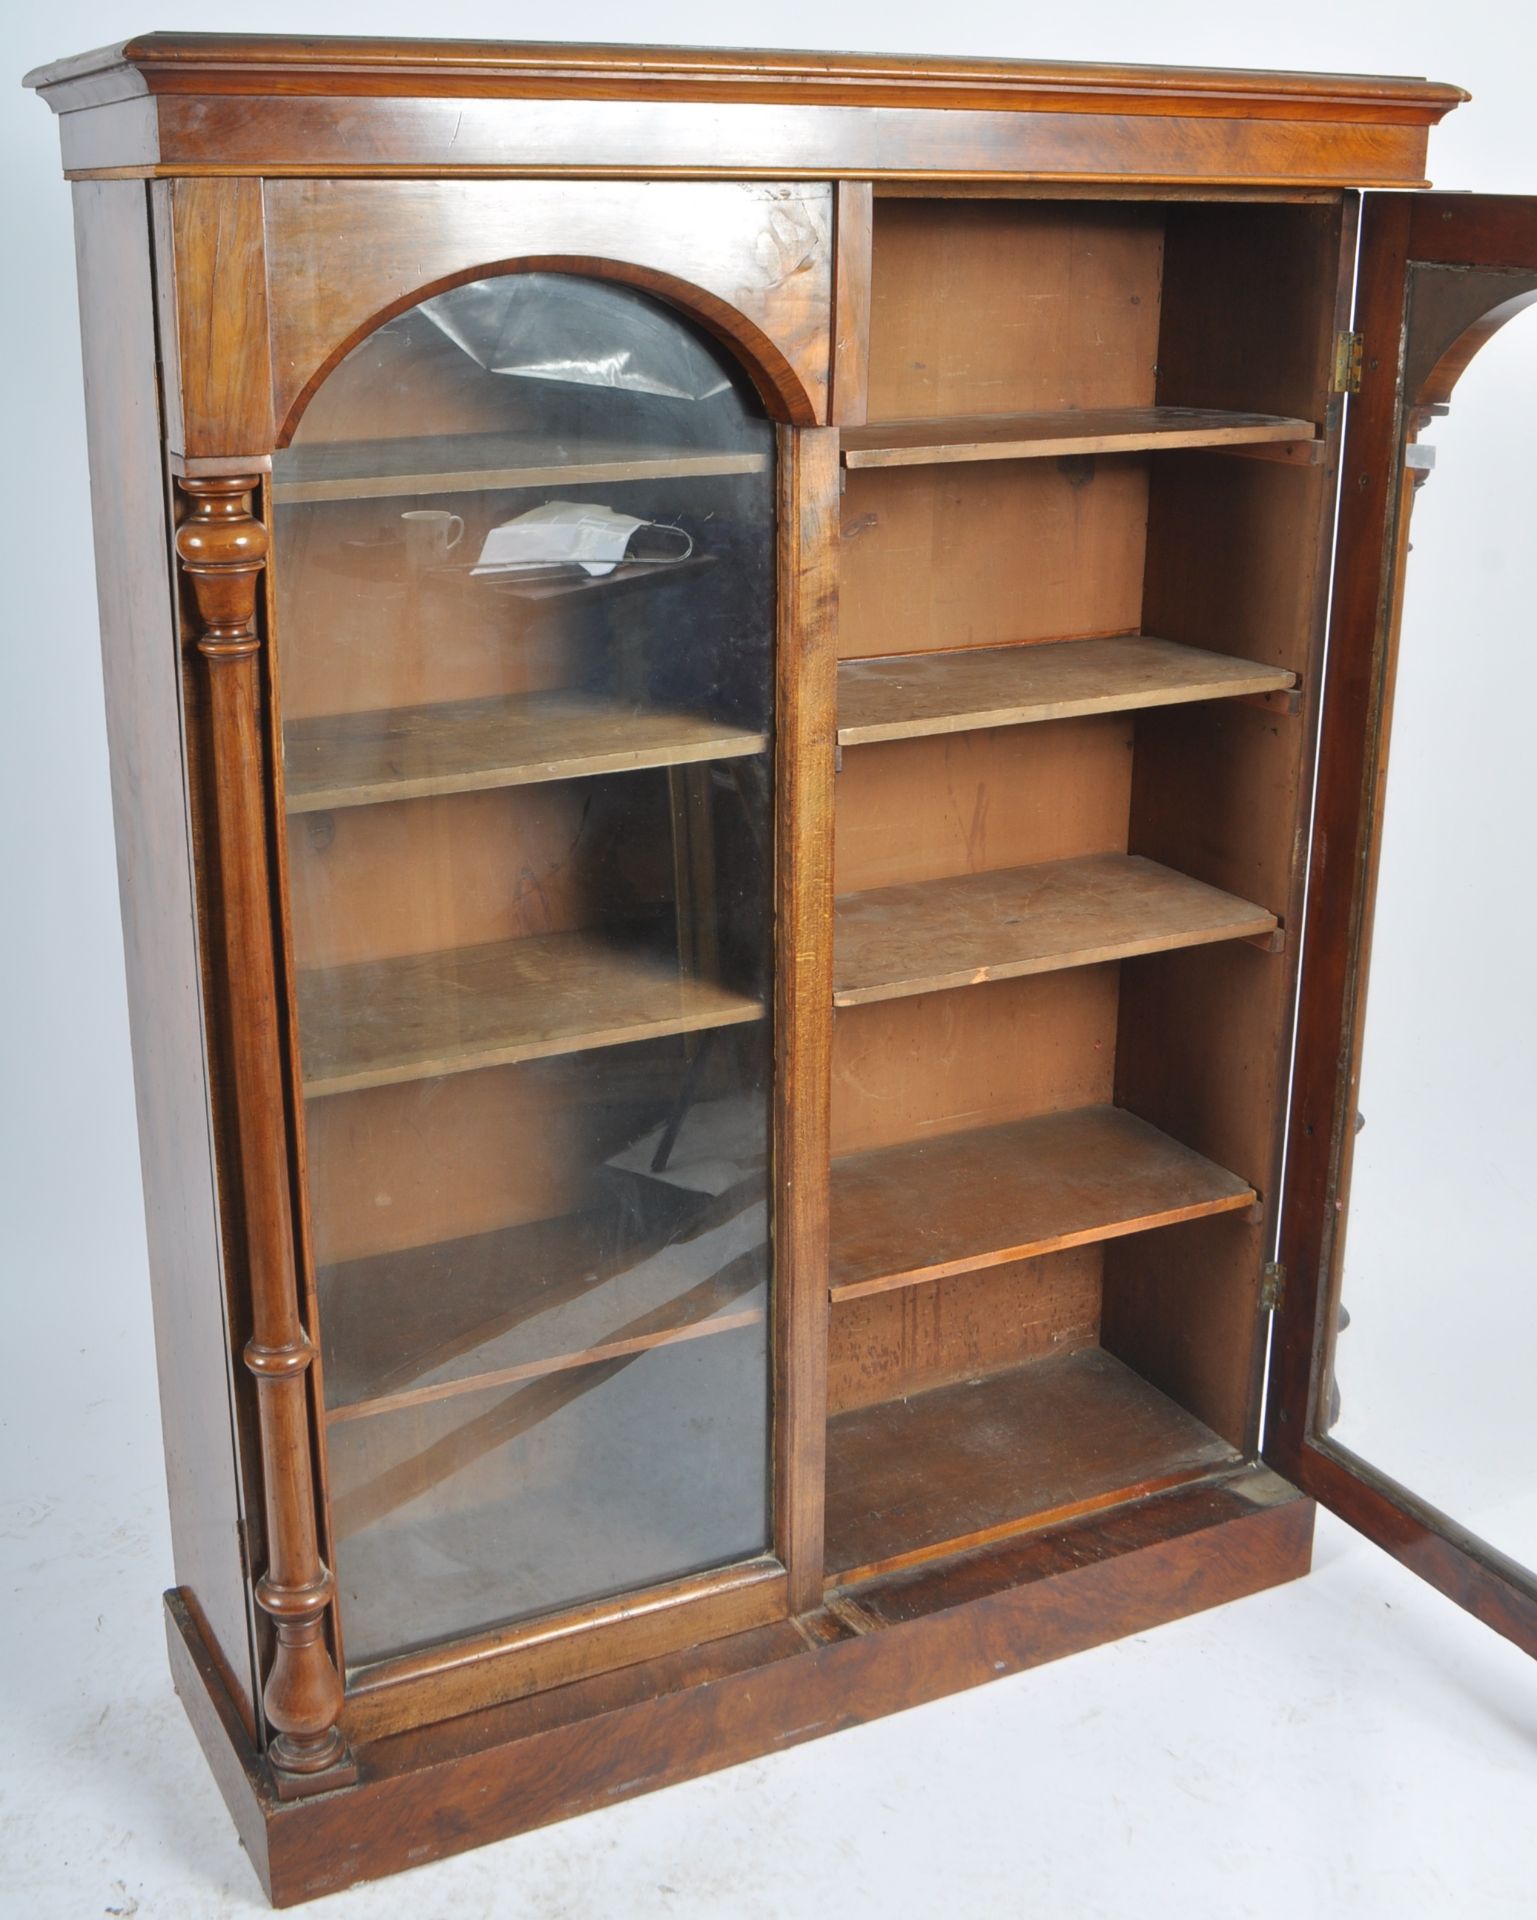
[{"x1": 175, "y1": 475, "x2": 354, "y2": 1796}]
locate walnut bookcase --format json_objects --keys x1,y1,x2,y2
[{"x1": 26, "y1": 34, "x2": 1537, "y2": 1906}]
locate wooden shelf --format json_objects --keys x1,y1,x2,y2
[
  {"x1": 297, "y1": 933, "x2": 763, "y2": 1096},
  {"x1": 830, "y1": 1105, "x2": 1254, "y2": 1302},
  {"x1": 285, "y1": 690, "x2": 766, "y2": 813},
  {"x1": 833, "y1": 852, "x2": 1277, "y2": 1008},
  {"x1": 837, "y1": 635, "x2": 1296, "y2": 747},
  {"x1": 839, "y1": 406, "x2": 1317, "y2": 471},
  {"x1": 272, "y1": 432, "x2": 768, "y2": 504},
  {"x1": 321, "y1": 1169, "x2": 767, "y2": 1423},
  {"x1": 825, "y1": 1346, "x2": 1242, "y2": 1585}
]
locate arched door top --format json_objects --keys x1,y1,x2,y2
[{"x1": 263, "y1": 178, "x2": 834, "y2": 446}]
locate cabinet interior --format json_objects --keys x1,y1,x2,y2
[
  {"x1": 824, "y1": 192, "x2": 1340, "y2": 1582},
  {"x1": 271, "y1": 191, "x2": 1343, "y2": 1671}
]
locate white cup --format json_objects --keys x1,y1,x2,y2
[{"x1": 401, "y1": 509, "x2": 465, "y2": 568}]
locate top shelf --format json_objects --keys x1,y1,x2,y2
[
  {"x1": 839, "y1": 406, "x2": 1318, "y2": 471},
  {"x1": 272, "y1": 433, "x2": 769, "y2": 505}
]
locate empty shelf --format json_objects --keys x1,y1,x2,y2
[
  {"x1": 298, "y1": 933, "x2": 763, "y2": 1096},
  {"x1": 833, "y1": 852, "x2": 1277, "y2": 1008},
  {"x1": 285, "y1": 690, "x2": 767, "y2": 812},
  {"x1": 839, "y1": 406, "x2": 1317, "y2": 470},
  {"x1": 825, "y1": 1347, "x2": 1242, "y2": 1585},
  {"x1": 273, "y1": 432, "x2": 767, "y2": 503},
  {"x1": 831, "y1": 1105, "x2": 1255, "y2": 1302},
  {"x1": 837, "y1": 635, "x2": 1297, "y2": 747}
]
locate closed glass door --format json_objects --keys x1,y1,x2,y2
[{"x1": 271, "y1": 273, "x2": 776, "y2": 1668}]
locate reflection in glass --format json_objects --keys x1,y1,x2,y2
[
  {"x1": 1327, "y1": 306, "x2": 1537, "y2": 1567},
  {"x1": 271, "y1": 274, "x2": 775, "y2": 1665}
]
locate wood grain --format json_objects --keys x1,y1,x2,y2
[
  {"x1": 828, "y1": 1248, "x2": 1102, "y2": 1414},
  {"x1": 26, "y1": 38, "x2": 1466, "y2": 121},
  {"x1": 262, "y1": 179, "x2": 835, "y2": 439},
  {"x1": 69, "y1": 179, "x2": 263, "y2": 1734},
  {"x1": 841, "y1": 406, "x2": 1317, "y2": 469},
  {"x1": 831, "y1": 967, "x2": 1119, "y2": 1157},
  {"x1": 824, "y1": 1346, "x2": 1241, "y2": 1583},
  {"x1": 838, "y1": 458, "x2": 1149, "y2": 660},
  {"x1": 829, "y1": 181, "x2": 873, "y2": 426},
  {"x1": 866, "y1": 200, "x2": 1162, "y2": 421},
  {"x1": 271, "y1": 434, "x2": 767, "y2": 504},
  {"x1": 834, "y1": 716, "x2": 1132, "y2": 895},
  {"x1": 830, "y1": 1105, "x2": 1254, "y2": 1301},
  {"x1": 285, "y1": 691, "x2": 765, "y2": 813},
  {"x1": 342, "y1": 1559, "x2": 788, "y2": 1744},
  {"x1": 838, "y1": 635, "x2": 1296, "y2": 745},
  {"x1": 297, "y1": 933, "x2": 763, "y2": 1096},
  {"x1": 1106, "y1": 197, "x2": 1352, "y2": 1453},
  {"x1": 47, "y1": 94, "x2": 1446, "y2": 193},
  {"x1": 152, "y1": 175, "x2": 275, "y2": 459},
  {"x1": 161, "y1": 1472, "x2": 1312, "y2": 1904},
  {"x1": 773, "y1": 426, "x2": 840, "y2": 1611},
  {"x1": 833, "y1": 852, "x2": 1277, "y2": 1007}
]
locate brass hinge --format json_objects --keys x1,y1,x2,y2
[
  {"x1": 236, "y1": 1518, "x2": 252, "y2": 1581},
  {"x1": 1260, "y1": 1261, "x2": 1287, "y2": 1312},
  {"x1": 1331, "y1": 331, "x2": 1364, "y2": 395}
]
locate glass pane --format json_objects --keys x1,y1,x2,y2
[
  {"x1": 1326, "y1": 296, "x2": 1537, "y2": 1566},
  {"x1": 271, "y1": 273, "x2": 776, "y2": 1667}
]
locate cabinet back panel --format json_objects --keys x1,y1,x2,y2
[
  {"x1": 838, "y1": 460, "x2": 1149, "y2": 659},
  {"x1": 866, "y1": 201, "x2": 1163, "y2": 420},
  {"x1": 285, "y1": 781, "x2": 644, "y2": 970},
  {"x1": 274, "y1": 504, "x2": 587, "y2": 722},
  {"x1": 828, "y1": 1247, "x2": 1101, "y2": 1414},
  {"x1": 304, "y1": 1064, "x2": 594, "y2": 1266},
  {"x1": 831, "y1": 967, "x2": 1119, "y2": 1157},
  {"x1": 834, "y1": 717, "x2": 1133, "y2": 894}
]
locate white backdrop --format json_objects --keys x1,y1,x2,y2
[{"x1": 3, "y1": 4, "x2": 1534, "y2": 1917}]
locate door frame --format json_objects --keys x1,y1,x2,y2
[{"x1": 1266, "y1": 190, "x2": 1537, "y2": 1657}]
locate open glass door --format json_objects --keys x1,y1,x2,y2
[{"x1": 1268, "y1": 193, "x2": 1537, "y2": 1654}]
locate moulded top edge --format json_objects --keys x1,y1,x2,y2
[{"x1": 23, "y1": 32, "x2": 1469, "y2": 124}]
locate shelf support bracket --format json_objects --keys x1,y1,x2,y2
[{"x1": 175, "y1": 475, "x2": 355, "y2": 1800}]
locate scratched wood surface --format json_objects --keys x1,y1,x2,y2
[
  {"x1": 824, "y1": 1346, "x2": 1241, "y2": 1582},
  {"x1": 833, "y1": 853, "x2": 1276, "y2": 1007},
  {"x1": 838, "y1": 635, "x2": 1295, "y2": 745},
  {"x1": 830, "y1": 1104, "x2": 1254, "y2": 1300},
  {"x1": 285, "y1": 691, "x2": 764, "y2": 813}
]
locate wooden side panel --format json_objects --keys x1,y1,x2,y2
[
  {"x1": 261, "y1": 179, "x2": 835, "y2": 438},
  {"x1": 70, "y1": 180, "x2": 259, "y2": 1727}
]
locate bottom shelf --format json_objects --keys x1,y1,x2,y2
[{"x1": 824, "y1": 1346, "x2": 1242, "y2": 1585}]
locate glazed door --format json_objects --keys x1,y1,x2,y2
[
  {"x1": 1268, "y1": 193, "x2": 1537, "y2": 1654},
  {"x1": 270, "y1": 268, "x2": 785, "y2": 1674}
]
